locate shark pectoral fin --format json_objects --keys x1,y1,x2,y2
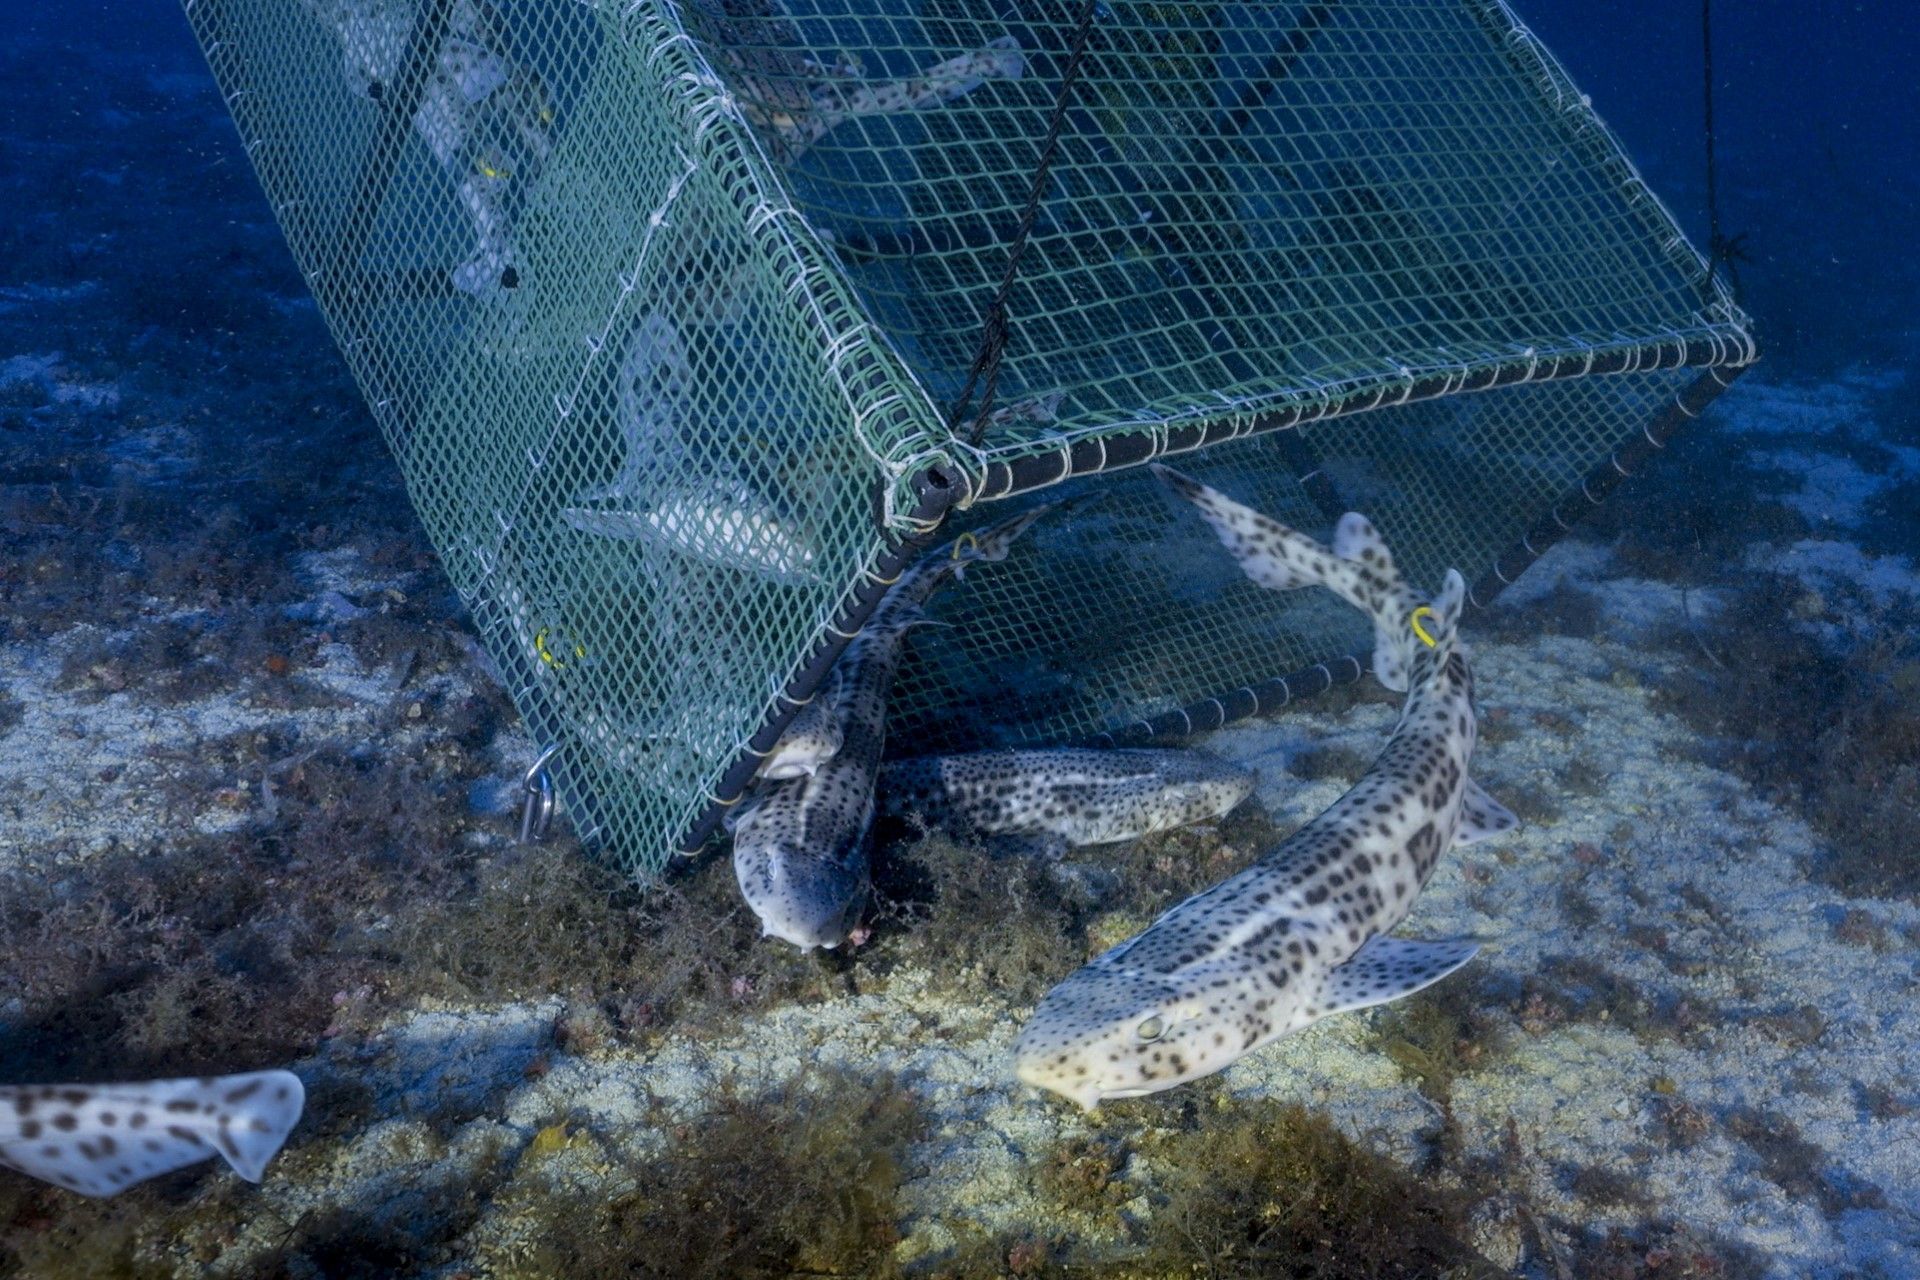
[
  {"x1": 1316, "y1": 935, "x2": 1481, "y2": 1016},
  {"x1": 1455, "y1": 778, "x2": 1519, "y2": 846}
]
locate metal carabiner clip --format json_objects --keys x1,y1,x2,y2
[{"x1": 518, "y1": 742, "x2": 562, "y2": 843}]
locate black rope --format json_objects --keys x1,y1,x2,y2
[
  {"x1": 947, "y1": 0, "x2": 1102, "y2": 449},
  {"x1": 1700, "y1": 0, "x2": 1744, "y2": 301}
]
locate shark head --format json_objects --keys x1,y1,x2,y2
[
  {"x1": 733, "y1": 838, "x2": 868, "y2": 951},
  {"x1": 730, "y1": 789, "x2": 871, "y2": 952},
  {"x1": 1013, "y1": 961, "x2": 1281, "y2": 1110},
  {"x1": 1124, "y1": 751, "x2": 1257, "y2": 826}
]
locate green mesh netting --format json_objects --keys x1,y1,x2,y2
[{"x1": 186, "y1": 0, "x2": 1754, "y2": 876}]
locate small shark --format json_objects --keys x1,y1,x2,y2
[
  {"x1": 1013, "y1": 471, "x2": 1515, "y2": 1110},
  {"x1": 878, "y1": 747, "x2": 1254, "y2": 858},
  {"x1": 562, "y1": 314, "x2": 824, "y2": 585},
  {"x1": 0, "y1": 1071, "x2": 304, "y2": 1198},
  {"x1": 757, "y1": 667, "x2": 844, "y2": 781},
  {"x1": 732, "y1": 505, "x2": 1051, "y2": 950}
]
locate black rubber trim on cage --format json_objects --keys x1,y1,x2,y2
[
  {"x1": 1465, "y1": 361, "x2": 1747, "y2": 609},
  {"x1": 1083, "y1": 357, "x2": 1748, "y2": 747},
  {"x1": 966, "y1": 334, "x2": 1750, "y2": 504},
  {"x1": 673, "y1": 464, "x2": 965, "y2": 855},
  {"x1": 1093, "y1": 652, "x2": 1370, "y2": 748}
]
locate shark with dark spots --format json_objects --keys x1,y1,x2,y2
[
  {"x1": 1013, "y1": 471, "x2": 1514, "y2": 1109},
  {"x1": 878, "y1": 747, "x2": 1254, "y2": 859},
  {"x1": 0, "y1": 1071, "x2": 304, "y2": 1198},
  {"x1": 731, "y1": 505, "x2": 1053, "y2": 950}
]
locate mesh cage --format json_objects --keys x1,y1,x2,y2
[{"x1": 186, "y1": 0, "x2": 1754, "y2": 877}]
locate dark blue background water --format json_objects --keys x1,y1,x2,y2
[
  {"x1": 1522, "y1": 0, "x2": 1919, "y2": 379},
  {"x1": 5, "y1": 0, "x2": 1916, "y2": 380}
]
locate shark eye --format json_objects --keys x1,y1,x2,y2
[{"x1": 1135, "y1": 1015, "x2": 1165, "y2": 1042}]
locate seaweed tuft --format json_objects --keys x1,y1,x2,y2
[
  {"x1": 1654, "y1": 575, "x2": 1920, "y2": 899},
  {"x1": 480, "y1": 1065, "x2": 926, "y2": 1279},
  {"x1": 1036, "y1": 1133, "x2": 1131, "y2": 1219},
  {"x1": 1131, "y1": 1098, "x2": 1493, "y2": 1278},
  {"x1": 877, "y1": 830, "x2": 1085, "y2": 1005},
  {"x1": 1367, "y1": 972, "x2": 1508, "y2": 1107}
]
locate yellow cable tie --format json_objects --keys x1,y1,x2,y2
[
  {"x1": 1409, "y1": 606, "x2": 1438, "y2": 649},
  {"x1": 949, "y1": 531, "x2": 980, "y2": 561},
  {"x1": 535, "y1": 629, "x2": 583, "y2": 668}
]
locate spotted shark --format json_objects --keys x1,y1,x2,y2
[
  {"x1": 0, "y1": 1071, "x2": 304, "y2": 1198},
  {"x1": 1013, "y1": 470, "x2": 1516, "y2": 1109},
  {"x1": 877, "y1": 747, "x2": 1254, "y2": 858},
  {"x1": 732, "y1": 505, "x2": 1052, "y2": 950}
]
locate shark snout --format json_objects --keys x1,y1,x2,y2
[{"x1": 734, "y1": 845, "x2": 867, "y2": 952}]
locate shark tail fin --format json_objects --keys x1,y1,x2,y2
[
  {"x1": 1155, "y1": 469, "x2": 1430, "y2": 692},
  {"x1": 950, "y1": 501, "x2": 1056, "y2": 571},
  {"x1": 1151, "y1": 464, "x2": 1338, "y2": 591},
  {"x1": 892, "y1": 500, "x2": 1057, "y2": 608},
  {"x1": 0, "y1": 1070, "x2": 304, "y2": 1198}
]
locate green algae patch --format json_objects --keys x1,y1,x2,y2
[
  {"x1": 875, "y1": 791, "x2": 1288, "y2": 1010},
  {"x1": 948, "y1": 1097, "x2": 1493, "y2": 1279},
  {"x1": 1130, "y1": 1099, "x2": 1491, "y2": 1278},
  {"x1": 473, "y1": 1065, "x2": 927, "y2": 1279},
  {"x1": 1653, "y1": 574, "x2": 1920, "y2": 901},
  {"x1": 878, "y1": 830, "x2": 1086, "y2": 1007},
  {"x1": 1367, "y1": 975, "x2": 1509, "y2": 1109}
]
